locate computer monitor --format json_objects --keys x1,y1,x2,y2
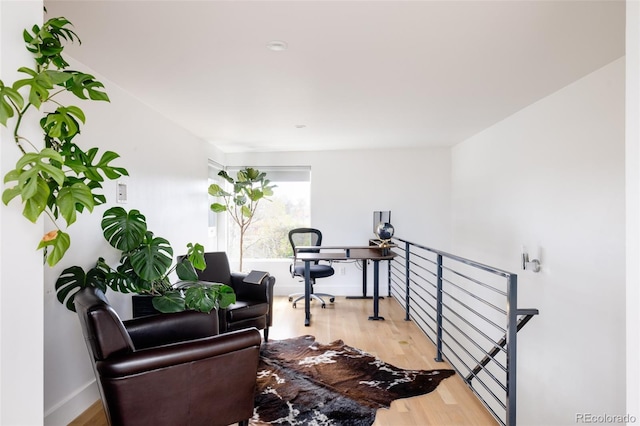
[{"x1": 373, "y1": 211, "x2": 391, "y2": 235}]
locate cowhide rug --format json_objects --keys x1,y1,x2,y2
[{"x1": 252, "y1": 335, "x2": 455, "y2": 425}]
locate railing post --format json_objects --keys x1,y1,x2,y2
[
  {"x1": 506, "y1": 274, "x2": 518, "y2": 426},
  {"x1": 388, "y1": 257, "x2": 392, "y2": 296},
  {"x1": 434, "y1": 253, "x2": 444, "y2": 362},
  {"x1": 404, "y1": 241, "x2": 411, "y2": 321}
]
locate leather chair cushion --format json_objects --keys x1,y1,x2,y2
[
  {"x1": 193, "y1": 253, "x2": 232, "y2": 285},
  {"x1": 228, "y1": 317, "x2": 267, "y2": 333},
  {"x1": 124, "y1": 310, "x2": 219, "y2": 350},
  {"x1": 223, "y1": 300, "x2": 269, "y2": 322},
  {"x1": 293, "y1": 264, "x2": 335, "y2": 279}
]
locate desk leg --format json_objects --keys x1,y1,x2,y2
[
  {"x1": 368, "y1": 260, "x2": 385, "y2": 321},
  {"x1": 346, "y1": 260, "x2": 372, "y2": 299},
  {"x1": 346, "y1": 259, "x2": 385, "y2": 300},
  {"x1": 304, "y1": 261, "x2": 311, "y2": 326},
  {"x1": 362, "y1": 260, "x2": 367, "y2": 296}
]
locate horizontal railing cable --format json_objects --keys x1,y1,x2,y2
[
  {"x1": 442, "y1": 263, "x2": 508, "y2": 297},
  {"x1": 439, "y1": 315, "x2": 508, "y2": 386},
  {"x1": 441, "y1": 302, "x2": 509, "y2": 367},
  {"x1": 439, "y1": 327, "x2": 507, "y2": 405},
  {"x1": 440, "y1": 286, "x2": 507, "y2": 334}
]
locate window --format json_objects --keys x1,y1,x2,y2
[{"x1": 210, "y1": 165, "x2": 311, "y2": 260}]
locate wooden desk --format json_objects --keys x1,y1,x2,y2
[{"x1": 295, "y1": 245, "x2": 397, "y2": 326}]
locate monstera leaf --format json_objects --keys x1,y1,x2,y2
[
  {"x1": 129, "y1": 232, "x2": 173, "y2": 282},
  {"x1": 184, "y1": 286, "x2": 218, "y2": 313},
  {"x1": 104, "y1": 257, "x2": 143, "y2": 294},
  {"x1": 184, "y1": 283, "x2": 236, "y2": 312},
  {"x1": 185, "y1": 242, "x2": 206, "y2": 270},
  {"x1": 101, "y1": 206, "x2": 147, "y2": 252},
  {"x1": 216, "y1": 284, "x2": 237, "y2": 309},
  {"x1": 55, "y1": 262, "x2": 107, "y2": 312},
  {"x1": 151, "y1": 291, "x2": 186, "y2": 313},
  {"x1": 169, "y1": 282, "x2": 236, "y2": 314},
  {"x1": 152, "y1": 283, "x2": 237, "y2": 314},
  {"x1": 176, "y1": 258, "x2": 199, "y2": 282}
]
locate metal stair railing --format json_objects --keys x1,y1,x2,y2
[{"x1": 388, "y1": 237, "x2": 539, "y2": 426}]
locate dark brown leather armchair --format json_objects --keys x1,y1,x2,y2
[
  {"x1": 74, "y1": 286, "x2": 261, "y2": 426},
  {"x1": 190, "y1": 251, "x2": 276, "y2": 341}
]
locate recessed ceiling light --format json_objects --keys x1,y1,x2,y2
[{"x1": 267, "y1": 40, "x2": 288, "y2": 51}]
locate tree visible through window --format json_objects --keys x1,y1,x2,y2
[
  {"x1": 207, "y1": 161, "x2": 225, "y2": 251},
  {"x1": 210, "y1": 165, "x2": 311, "y2": 260}
]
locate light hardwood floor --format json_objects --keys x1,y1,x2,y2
[{"x1": 70, "y1": 296, "x2": 498, "y2": 426}]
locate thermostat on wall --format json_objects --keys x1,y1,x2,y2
[{"x1": 116, "y1": 182, "x2": 127, "y2": 203}]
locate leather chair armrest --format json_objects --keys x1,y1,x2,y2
[
  {"x1": 231, "y1": 274, "x2": 276, "y2": 329},
  {"x1": 124, "y1": 310, "x2": 219, "y2": 350},
  {"x1": 230, "y1": 272, "x2": 275, "y2": 302},
  {"x1": 97, "y1": 327, "x2": 261, "y2": 378}
]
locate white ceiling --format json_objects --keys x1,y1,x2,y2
[{"x1": 45, "y1": 0, "x2": 625, "y2": 153}]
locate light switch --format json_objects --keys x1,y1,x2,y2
[{"x1": 117, "y1": 182, "x2": 127, "y2": 203}]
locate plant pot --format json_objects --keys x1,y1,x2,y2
[{"x1": 132, "y1": 295, "x2": 160, "y2": 318}]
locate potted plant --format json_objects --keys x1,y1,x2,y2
[
  {"x1": 55, "y1": 206, "x2": 235, "y2": 314},
  {"x1": 208, "y1": 167, "x2": 275, "y2": 271},
  {"x1": 0, "y1": 16, "x2": 128, "y2": 266}
]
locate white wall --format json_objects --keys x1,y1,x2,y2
[
  {"x1": 42, "y1": 61, "x2": 211, "y2": 424},
  {"x1": 225, "y1": 148, "x2": 452, "y2": 297},
  {"x1": 0, "y1": 2, "x2": 44, "y2": 425},
  {"x1": 451, "y1": 58, "x2": 626, "y2": 425},
  {"x1": 626, "y1": 1, "x2": 640, "y2": 420}
]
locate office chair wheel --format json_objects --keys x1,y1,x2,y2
[
  {"x1": 321, "y1": 303, "x2": 326, "y2": 308},
  {"x1": 292, "y1": 303, "x2": 297, "y2": 308},
  {"x1": 288, "y1": 297, "x2": 293, "y2": 302},
  {"x1": 329, "y1": 297, "x2": 335, "y2": 303}
]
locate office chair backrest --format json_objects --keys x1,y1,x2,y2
[{"x1": 289, "y1": 228, "x2": 322, "y2": 255}]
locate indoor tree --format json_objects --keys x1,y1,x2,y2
[
  {"x1": 208, "y1": 167, "x2": 275, "y2": 271},
  {"x1": 0, "y1": 16, "x2": 127, "y2": 266}
]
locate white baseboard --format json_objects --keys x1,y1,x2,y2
[{"x1": 44, "y1": 380, "x2": 99, "y2": 426}]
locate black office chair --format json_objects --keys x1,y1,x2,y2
[{"x1": 288, "y1": 228, "x2": 335, "y2": 308}]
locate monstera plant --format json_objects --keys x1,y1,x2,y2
[
  {"x1": 55, "y1": 207, "x2": 235, "y2": 314},
  {"x1": 208, "y1": 167, "x2": 275, "y2": 271},
  {"x1": 0, "y1": 16, "x2": 128, "y2": 266}
]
